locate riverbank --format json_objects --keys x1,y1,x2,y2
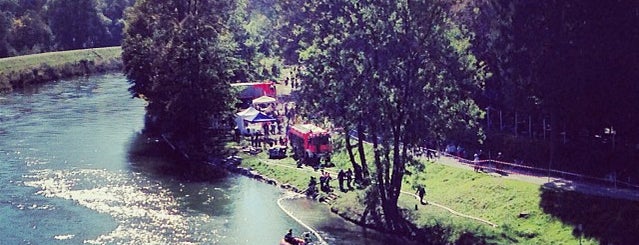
[
  {"x1": 0, "y1": 47, "x2": 122, "y2": 92},
  {"x1": 232, "y1": 135, "x2": 639, "y2": 244}
]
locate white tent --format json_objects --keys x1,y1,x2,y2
[
  {"x1": 237, "y1": 107, "x2": 260, "y2": 119},
  {"x1": 252, "y1": 95, "x2": 277, "y2": 105},
  {"x1": 235, "y1": 107, "x2": 276, "y2": 134}
]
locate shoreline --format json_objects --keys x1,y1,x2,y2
[{"x1": 0, "y1": 47, "x2": 122, "y2": 93}]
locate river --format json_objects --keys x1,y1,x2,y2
[{"x1": 0, "y1": 73, "x2": 396, "y2": 244}]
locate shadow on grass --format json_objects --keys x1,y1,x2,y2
[{"x1": 539, "y1": 184, "x2": 639, "y2": 244}]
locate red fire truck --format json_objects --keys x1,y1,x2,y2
[{"x1": 288, "y1": 124, "x2": 332, "y2": 165}]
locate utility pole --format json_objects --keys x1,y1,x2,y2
[
  {"x1": 515, "y1": 112, "x2": 518, "y2": 136},
  {"x1": 529, "y1": 115, "x2": 532, "y2": 138},
  {"x1": 486, "y1": 107, "x2": 491, "y2": 129},
  {"x1": 542, "y1": 118, "x2": 546, "y2": 140},
  {"x1": 499, "y1": 110, "x2": 503, "y2": 131}
]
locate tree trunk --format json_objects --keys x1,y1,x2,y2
[
  {"x1": 370, "y1": 123, "x2": 392, "y2": 230},
  {"x1": 345, "y1": 126, "x2": 364, "y2": 182},
  {"x1": 357, "y1": 121, "x2": 370, "y2": 181}
]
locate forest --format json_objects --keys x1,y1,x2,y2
[
  {"x1": 0, "y1": 0, "x2": 132, "y2": 57},
  {"x1": 462, "y1": 0, "x2": 639, "y2": 181}
]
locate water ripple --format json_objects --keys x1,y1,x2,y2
[{"x1": 24, "y1": 168, "x2": 221, "y2": 244}]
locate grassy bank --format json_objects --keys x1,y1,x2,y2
[
  {"x1": 0, "y1": 47, "x2": 122, "y2": 92},
  {"x1": 236, "y1": 136, "x2": 639, "y2": 244}
]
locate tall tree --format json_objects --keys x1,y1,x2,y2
[
  {"x1": 466, "y1": 0, "x2": 639, "y2": 176},
  {"x1": 0, "y1": 10, "x2": 14, "y2": 57},
  {"x1": 122, "y1": 0, "x2": 238, "y2": 158},
  {"x1": 103, "y1": 0, "x2": 134, "y2": 46},
  {"x1": 295, "y1": 0, "x2": 485, "y2": 232},
  {"x1": 10, "y1": 9, "x2": 52, "y2": 54},
  {"x1": 48, "y1": 0, "x2": 109, "y2": 50}
]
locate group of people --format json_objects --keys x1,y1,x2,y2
[
  {"x1": 284, "y1": 67, "x2": 303, "y2": 90},
  {"x1": 284, "y1": 76, "x2": 301, "y2": 89},
  {"x1": 306, "y1": 168, "x2": 355, "y2": 196},
  {"x1": 337, "y1": 169, "x2": 353, "y2": 192}
]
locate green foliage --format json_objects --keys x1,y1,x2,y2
[
  {"x1": 227, "y1": 0, "x2": 283, "y2": 82},
  {"x1": 10, "y1": 10, "x2": 52, "y2": 54},
  {"x1": 0, "y1": 10, "x2": 15, "y2": 57},
  {"x1": 122, "y1": 0, "x2": 240, "y2": 157},
  {"x1": 458, "y1": 0, "x2": 639, "y2": 179},
  {"x1": 47, "y1": 0, "x2": 110, "y2": 50},
  {"x1": 0, "y1": 0, "x2": 133, "y2": 57},
  {"x1": 288, "y1": 0, "x2": 486, "y2": 232}
]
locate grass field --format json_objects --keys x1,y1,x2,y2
[
  {"x1": 0, "y1": 47, "x2": 121, "y2": 74},
  {"x1": 236, "y1": 135, "x2": 639, "y2": 244},
  {"x1": 0, "y1": 47, "x2": 122, "y2": 92}
]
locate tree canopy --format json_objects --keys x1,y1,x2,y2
[
  {"x1": 0, "y1": 0, "x2": 133, "y2": 57},
  {"x1": 122, "y1": 0, "x2": 239, "y2": 157},
  {"x1": 288, "y1": 0, "x2": 486, "y2": 232}
]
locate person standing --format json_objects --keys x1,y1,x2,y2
[
  {"x1": 416, "y1": 185, "x2": 426, "y2": 205},
  {"x1": 319, "y1": 171, "x2": 326, "y2": 192},
  {"x1": 345, "y1": 168, "x2": 353, "y2": 190},
  {"x1": 322, "y1": 170, "x2": 332, "y2": 192},
  {"x1": 337, "y1": 169, "x2": 345, "y2": 192}
]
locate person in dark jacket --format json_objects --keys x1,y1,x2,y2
[{"x1": 416, "y1": 185, "x2": 426, "y2": 205}]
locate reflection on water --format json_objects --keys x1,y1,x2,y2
[
  {"x1": 24, "y1": 169, "x2": 199, "y2": 244},
  {"x1": 0, "y1": 73, "x2": 403, "y2": 244}
]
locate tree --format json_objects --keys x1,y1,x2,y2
[
  {"x1": 0, "y1": 11, "x2": 14, "y2": 57},
  {"x1": 10, "y1": 9, "x2": 52, "y2": 54},
  {"x1": 227, "y1": 0, "x2": 283, "y2": 82},
  {"x1": 48, "y1": 0, "x2": 109, "y2": 50},
  {"x1": 103, "y1": 0, "x2": 134, "y2": 46},
  {"x1": 294, "y1": 0, "x2": 485, "y2": 232},
  {"x1": 122, "y1": 0, "x2": 238, "y2": 158},
  {"x1": 465, "y1": 0, "x2": 639, "y2": 176}
]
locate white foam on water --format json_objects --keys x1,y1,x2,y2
[{"x1": 54, "y1": 234, "x2": 75, "y2": 240}]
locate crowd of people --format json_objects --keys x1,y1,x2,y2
[{"x1": 306, "y1": 168, "x2": 355, "y2": 198}]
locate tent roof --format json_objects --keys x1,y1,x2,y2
[
  {"x1": 236, "y1": 107, "x2": 276, "y2": 123},
  {"x1": 252, "y1": 95, "x2": 276, "y2": 105},
  {"x1": 237, "y1": 107, "x2": 260, "y2": 118},
  {"x1": 250, "y1": 113, "x2": 277, "y2": 122}
]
